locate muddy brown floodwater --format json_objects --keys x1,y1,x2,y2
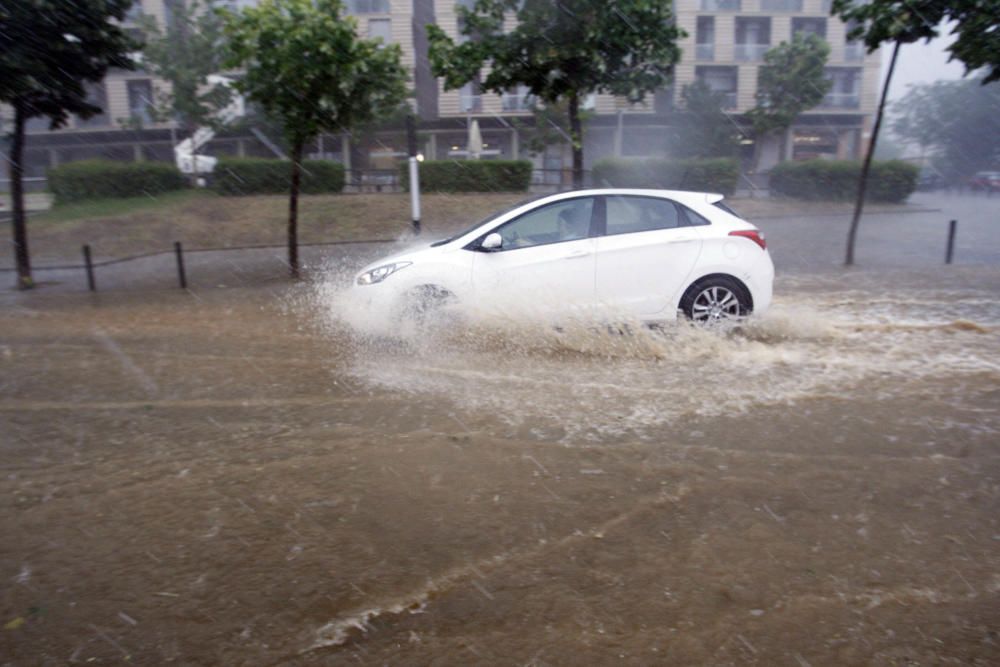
[{"x1": 1, "y1": 262, "x2": 999, "y2": 666}]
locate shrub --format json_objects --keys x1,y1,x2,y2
[
  {"x1": 210, "y1": 158, "x2": 345, "y2": 195},
  {"x1": 49, "y1": 160, "x2": 188, "y2": 204},
  {"x1": 769, "y1": 159, "x2": 918, "y2": 203},
  {"x1": 591, "y1": 158, "x2": 740, "y2": 195},
  {"x1": 399, "y1": 159, "x2": 532, "y2": 192}
]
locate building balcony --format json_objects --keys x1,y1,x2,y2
[
  {"x1": 844, "y1": 43, "x2": 866, "y2": 62},
  {"x1": 760, "y1": 0, "x2": 803, "y2": 11},
  {"x1": 501, "y1": 93, "x2": 534, "y2": 111},
  {"x1": 699, "y1": 0, "x2": 741, "y2": 11},
  {"x1": 695, "y1": 44, "x2": 715, "y2": 61},
  {"x1": 734, "y1": 43, "x2": 769, "y2": 61},
  {"x1": 822, "y1": 93, "x2": 860, "y2": 109},
  {"x1": 460, "y1": 94, "x2": 483, "y2": 113}
]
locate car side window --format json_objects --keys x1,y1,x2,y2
[
  {"x1": 605, "y1": 196, "x2": 682, "y2": 235},
  {"x1": 494, "y1": 198, "x2": 595, "y2": 250},
  {"x1": 681, "y1": 205, "x2": 711, "y2": 226}
]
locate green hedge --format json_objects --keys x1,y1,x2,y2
[
  {"x1": 49, "y1": 160, "x2": 188, "y2": 204},
  {"x1": 769, "y1": 159, "x2": 919, "y2": 203},
  {"x1": 591, "y1": 158, "x2": 740, "y2": 195},
  {"x1": 399, "y1": 159, "x2": 532, "y2": 192},
  {"x1": 210, "y1": 158, "x2": 345, "y2": 195}
]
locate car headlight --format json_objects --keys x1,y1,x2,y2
[{"x1": 356, "y1": 261, "x2": 412, "y2": 285}]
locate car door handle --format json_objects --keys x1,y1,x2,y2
[{"x1": 564, "y1": 251, "x2": 591, "y2": 259}]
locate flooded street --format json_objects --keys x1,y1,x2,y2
[{"x1": 2, "y1": 197, "x2": 1000, "y2": 665}]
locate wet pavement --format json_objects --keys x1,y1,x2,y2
[{"x1": 1, "y1": 192, "x2": 999, "y2": 665}]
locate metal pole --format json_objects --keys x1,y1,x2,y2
[
  {"x1": 82, "y1": 244, "x2": 96, "y2": 292},
  {"x1": 407, "y1": 114, "x2": 421, "y2": 234},
  {"x1": 174, "y1": 241, "x2": 187, "y2": 289},
  {"x1": 945, "y1": 219, "x2": 957, "y2": 264}
]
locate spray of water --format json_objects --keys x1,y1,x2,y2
[{"x1": 304, "y1": 260, "x2": 1000, "y2": 443}]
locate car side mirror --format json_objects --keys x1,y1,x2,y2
[{"x1": 480, "y1": 233, "x2": 502, "y2": 251}]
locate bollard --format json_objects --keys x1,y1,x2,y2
[
  {"x1": 174, "y1": 241, "x2": 187, "y2": 289},
  {"x1": 82, "y1": 244, "x2": 96, "y2": 292},
  {"x1": 945, "y1": 219, "x2": 957, "y2": 264}
]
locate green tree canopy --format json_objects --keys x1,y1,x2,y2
[
  {"x1": 832, "y1": 0, "x2": 1000, "y2": 264},
  {"x1": 428, "y1": 0, "x2": 685, "y2": 187},
  {"x1": 0, "y1": 0, "x2": 136, "y2": 288},
  {"x1": 139, "y1": 0, "x2": 232, "y2": 134},
  {"x1": 671, "y1": 82, "x2": 741, "y2": 159},
  {"x1": 833, "y1": 0, "x2": 1000, "y2": 84},
  {"x1": 221, "y1": 0, "x2": 407, "y2": 277},
  {"x1": 892, "y1": 76, "x2": 1000, "y2": 180},
  {"x1": 747, "y1": 33, "x2": 831, "y2": 139}
]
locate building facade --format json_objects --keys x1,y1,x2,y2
[{"x1": 2, "y1": 0, "x2": 880, "y2": 191}]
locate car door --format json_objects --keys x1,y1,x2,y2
[
  {"x1": 594, "y1": 195, "x2": 704, "y2": 317},
  {"x1": 470, "y1": 196, "x2": 598, "y2": 315}
]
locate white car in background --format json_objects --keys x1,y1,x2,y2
[{"x1": 352, "y1": 189, "x2": 773, "y2": 328}]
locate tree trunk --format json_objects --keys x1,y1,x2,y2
[
  {"x1": 9, "y1": 101, "x2": 33, "y2": 289},
  {"x1": 287, "y1": 138, "x2": 303, "y2": 279},
  {"x1": 845, "y1": 39, "x2": 900, "y2": 266},
  {"x1": 568, "y1": 91, "x2": 584, "y2": 189}
]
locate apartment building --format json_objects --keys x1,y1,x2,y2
[{"x1": 3, "y1": 0, "x2": 880, "y2": 189}]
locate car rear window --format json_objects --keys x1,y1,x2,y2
[{"x1": 713, "y1": 201, "x2": 741, "y2": 218}]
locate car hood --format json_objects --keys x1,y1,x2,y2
[{"x1": 356, "y1": 240, "x2": 446, "y2": 276}]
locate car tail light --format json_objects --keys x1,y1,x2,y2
[{"x1": 729, "y1": 229, "x2": 767, "y2": 250}]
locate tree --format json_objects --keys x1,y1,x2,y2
[
  {"x1": 221, "y1": 0, "x2": 407, "y2": 278},
  {"x1": 0, "y1": 0, "x2": 135, "y2": 289},
  {"x1": 670, "y1": 82, "x2": 741, "y2": 159},
  {"x1": 892, "y1": 77, "x2": 1000, "y2": 181},
  {"x1": 746, "y1": 33, "x2": 831, "y2": 171},
  {"x1": 832, "y1": 0, "x2": 1000, "y2": 265},
  {"x1": 139, "y1": 0, "x2": 232, "y2": 178},
  {"x1": 428, "y1": 0, "x2": 685, "y2": 188}
]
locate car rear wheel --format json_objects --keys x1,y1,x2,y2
[{"x1": 680, "y1": 276, "x2": 752, "y2": 326}]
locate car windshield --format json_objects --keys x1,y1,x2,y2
[{"x1": 429, "y1": 193, "x2": 550, "y2": 247}]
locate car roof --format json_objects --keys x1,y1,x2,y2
[{"x1": 534, "y1": 188, "x2": 725, "y2": 207}]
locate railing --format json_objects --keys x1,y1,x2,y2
[
  {"x1": 760, "y1": 0, "x2": 803, "y2": 11},
  {"x1": 734, "y1": 43, "x2": 770, "y2": 61},
  {"x1": 695, "y1": 44, "x2": 715, "y2": 61},
  {"x1": 821, "y1": 93, "x2": 860, "y2": 108},
  {"x1": 501, "y1": 93, "x2": 534, "y2": 111},
  {"x1": 844, "y1": 43, "x2": 866, "y2": 62},
  {"x1": 459, "y1": 94, "x2": 483, "y2": 112},
  {"x1": 699, "y1": 0, "x2": 740, "y2": 10}
]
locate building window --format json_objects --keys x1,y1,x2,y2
[
  {"x1": 792, "y1": 129, "x2": 839, "y2": 160},
  {"x1": 844, "y1": 20, "x2": 865, "y2": 62},
  {"x1": 792, "y1": 17, "x2": 826, "y2": 40},
  {"x1": 699, "y1": 0, "x2": 740, "y2": 10},
  {"x1": 76, "y1": 83, "x2": 110, "y2": 129},
  {"x1": 368, "y1": 18, "x2": 391, "y2": 42},
  {"x1": 734, "y1": 17, "x2": 770, "y2": 61},
  {"x1": 823, "y1": 68, "x2": 861, "y2": 108},
  {"x1": 501, "y1": 84, "x2": 534, "y2": 111},
  {"x1": 696, "y1": 16, "x2": 715, "y2": 61},
  {"x1": 127, "y1": 79, "x2": 155, "y2": 125},
  {"x1": 347, "y1": 0, "x2": 389, "y2": 13},
  {"x1": 459, "y1": 80, "x2": 482, "y2": 112},
  {"x1": 760, "y1": 0, "x2": 803, "y2": 11},
  {"x1": 695, "y1": 66, "x2": 738, "y2": 108}
]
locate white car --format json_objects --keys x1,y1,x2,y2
[{"x1": 351, "y1": 189, "x2": 773, "y2": 329}]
